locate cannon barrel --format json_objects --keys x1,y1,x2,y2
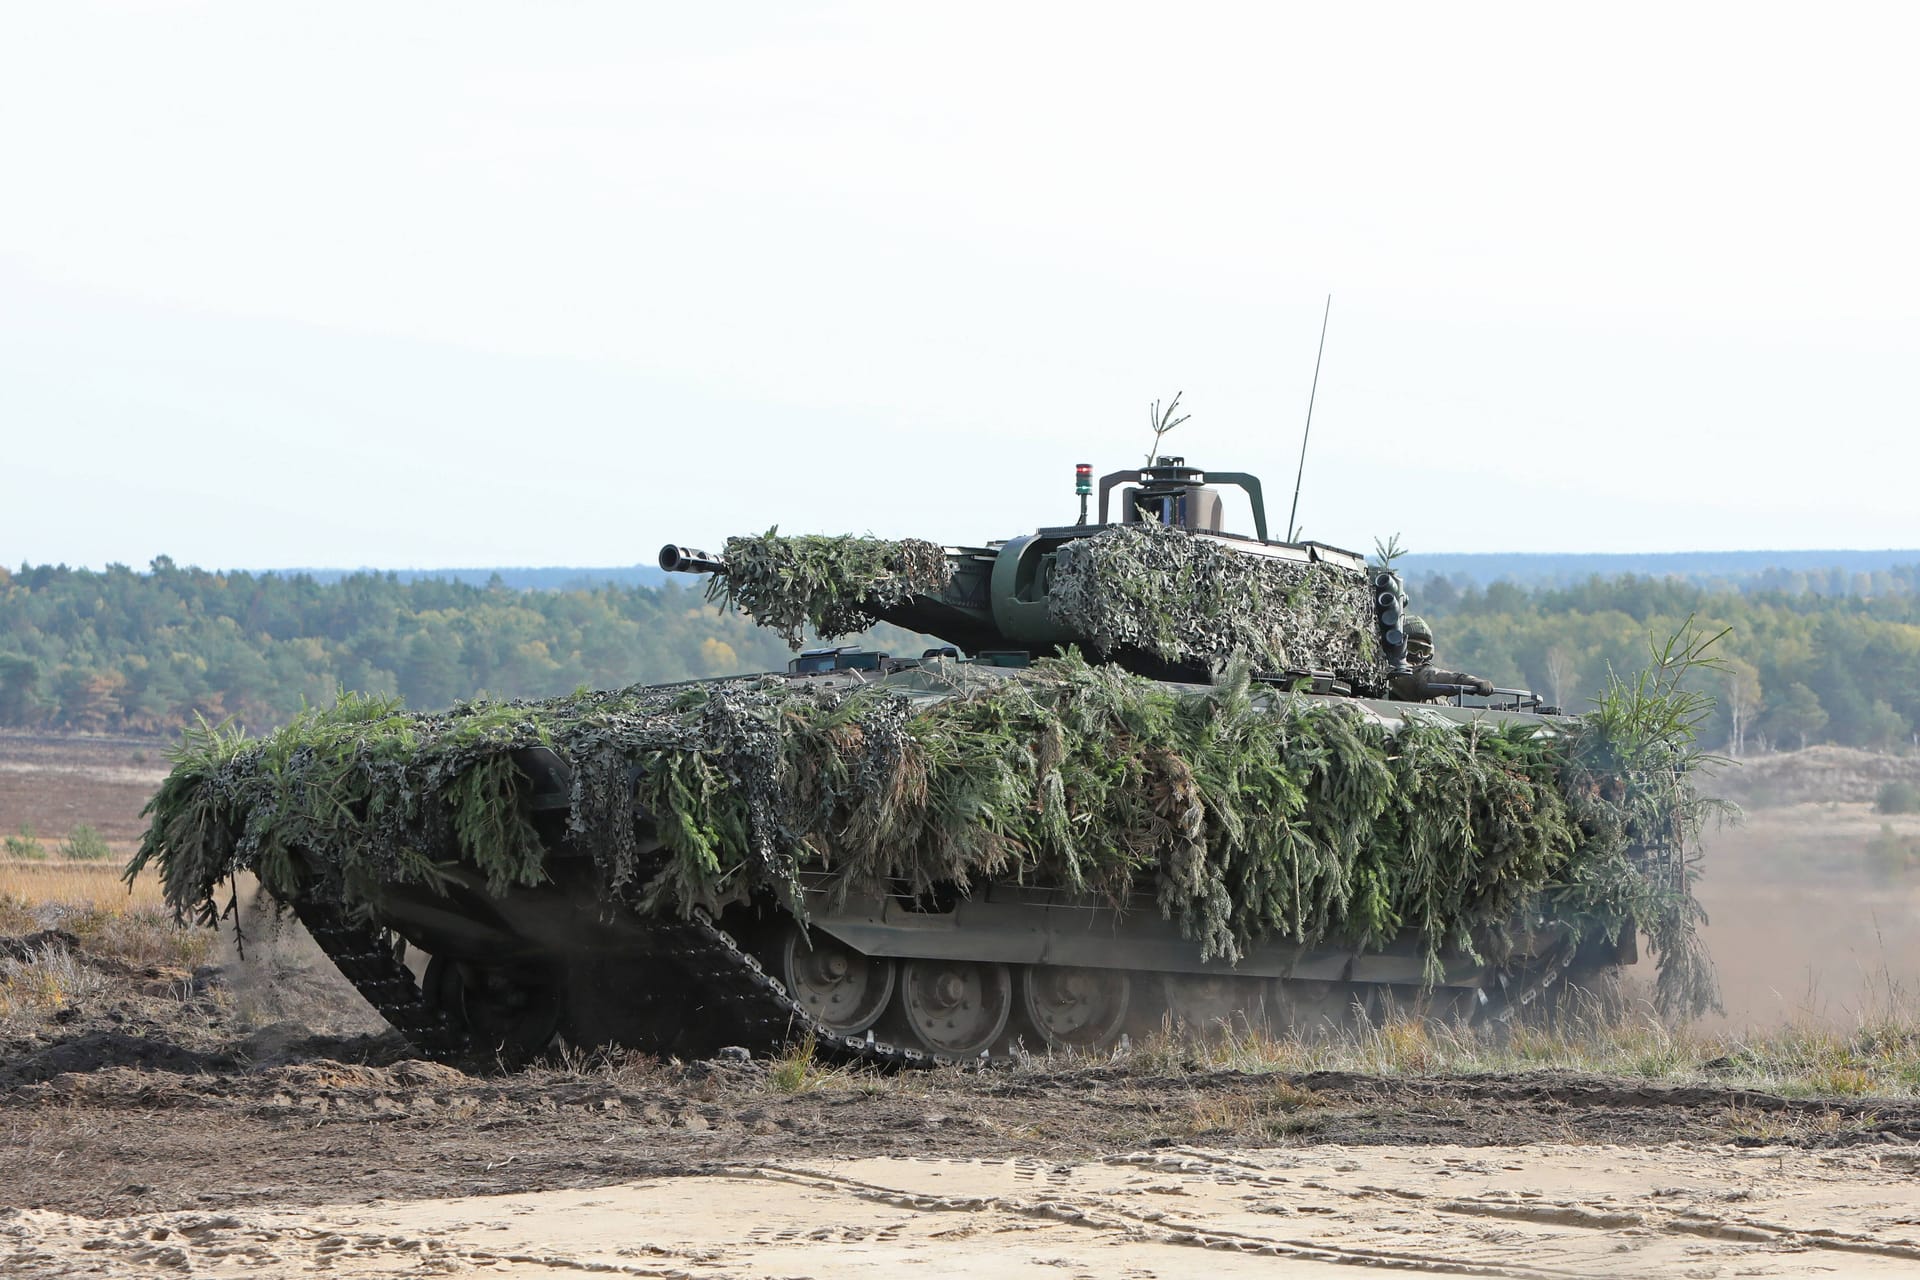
[{"x1": 659, "y1": 544, "x2": 726, "y2": 575}]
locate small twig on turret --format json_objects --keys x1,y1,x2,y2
[{"x1": 1144, "y1": 391, "x2": 1191, "y2": 468}]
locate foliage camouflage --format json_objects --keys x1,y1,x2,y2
[
  {"x1": 1048, "y1": 522, "x2": 1383, "y2": 678},
  {"x1": 1558, "y1": 626, "x2": 1728, "y2": 1017},
  {"x1": 703, "y1": 532, "x2": 952, "y2": 647},
  {"x1": 131, "y1": 652, "x2": 1720, "y2": 1016}
]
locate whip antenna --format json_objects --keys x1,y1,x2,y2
[{"x1": 1285, "y1": 294, "x2": 1332, "y2": 543}]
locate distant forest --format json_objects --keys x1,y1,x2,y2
[
  {"x1": 1399, "y1": 548, "x2": 1920, "y2": 594},
  {"x1": 1420, "y1": 568, "x2": 1920, "y2": 755},
  {"x1": 269, "y1": 547, "x2": 1920, "y2": 596},
  {"x1": 3, "y1": 556, "x2": 1918, "y2": 755},
  {"x1": 0, "y1": 558, "x2": 826, "y2": 736}
]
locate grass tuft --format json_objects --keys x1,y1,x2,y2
[
  {"x1": 57, "y1": 824, "x2": 114, "y2": 862},
  {"x1": 0, "y1": 943, "x2": 113, "y2": 1018},
  {"x1": 1188, "y1": 1080, "x2": 1331, "y2": 1139},
  {"x1": 765, "y1": 1036, "x2": 862, "y2": 1094}
]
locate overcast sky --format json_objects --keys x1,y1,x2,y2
[{"x1": 3, "y1": 2, "x2": 1916, "y2": 570}]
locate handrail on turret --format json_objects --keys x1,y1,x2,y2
[{"x1": 1096, "y1": 465, "x2": 1269, "y2": 542}]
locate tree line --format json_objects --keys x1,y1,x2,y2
[
  {"x1": 1413, "y1": 570, "x2": 1920, "y2": 755},
  {"x1": 0, "y1": 558, "x2": 809, "y2": 734},
  {"x1": 2, "y1": 556, "x2": 1917, "y2": 754}
]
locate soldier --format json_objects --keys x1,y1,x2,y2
[{"x1": 1389, "y1": 615, "x2": 1496, "y2": 703}]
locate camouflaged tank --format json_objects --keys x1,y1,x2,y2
[{"x1": 135, "y1": 458, "x2": 1716, "y2": 1066}]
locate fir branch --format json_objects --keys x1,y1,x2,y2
[{"x1": 1143, "y1": 391, "x2": 1191, "y2": 467}]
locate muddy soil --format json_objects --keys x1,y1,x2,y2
[{"x1": 3, "y1": 927, "x2": 1917, "y2": 1227}]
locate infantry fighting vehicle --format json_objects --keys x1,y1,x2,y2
[{"x1": 265, "y1": 458, "x2": 1633, "y2": 1067}]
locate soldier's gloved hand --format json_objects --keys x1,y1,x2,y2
[{"x1": 1473, "y1": 678, "x2": 1494, "y2": 696}]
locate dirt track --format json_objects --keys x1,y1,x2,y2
[
  {"x1": 10, "y1": 1038, "x2": 1917, "y2": 1220},
  {"x1": 14, "y1": 1143, "x2": 1920, "y2": 1278}
]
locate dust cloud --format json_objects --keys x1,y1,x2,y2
[
  {"x1": 216, "y1": 885, "x2": 388, "y2": 1057},
  {"x1": 1696, "y1": 761, "x2": 1920, "y2": 1029}
]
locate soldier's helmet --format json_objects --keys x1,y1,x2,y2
[{"x1": 1404, "y1": 615, "x2": 1434, "y2": 660}]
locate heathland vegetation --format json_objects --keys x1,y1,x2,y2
[{"x1": 0, "y1": 557, "x2": 1917, "y2": 756}]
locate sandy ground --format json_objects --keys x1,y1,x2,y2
[
  {"x1": 9, "y1": 1143, "x2": 1920, "y2": 1278},
  {"x1": 10, "y1": 733, "x2": 1920, "y2": 1277}
]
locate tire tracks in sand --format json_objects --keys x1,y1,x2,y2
[{"x1": 9, "y1": 1141, "x2": 1920, "y2": 1278}]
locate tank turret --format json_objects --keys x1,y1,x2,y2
[{"x1": 663, "y1": 458, "x2": 1389, "y2": 689}]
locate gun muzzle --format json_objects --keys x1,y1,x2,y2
[{"x1": 658, "y1": 544, "x2": 726, "y2": 575}]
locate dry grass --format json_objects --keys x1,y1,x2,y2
[
  {"x1": 0, "y1": 943, "x2": 115, "y2": 1020},
  {"x1": 764, "y1": 1036, "x2": 874, "y2": 1095},
  {"x1": 1081, "y1": 986, "x2": 1920, "y2": 1103},
  {"x1": 0, "y1": 858, "x2": 168, "y2": 912},
  {"x1": 0, "y1": 857, "x2": 215, "y2": 971},
  {"x1": 1186, "y1": 1078, "x2": 1331, "y2": 1139},
  {"x1": 0, "y1": 864, "x2": 218, "y2": 1033},
  {"x1": 536, "y1": 977, "x2": 1920, "y2": 1107},
  {"x1": 548, "y1": 1044, "x2": 683, "y2": 1087}
]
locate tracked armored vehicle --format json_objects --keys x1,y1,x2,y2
[{"x1": 138, "y1": 457, "x2": 1706, "y2": 1066}]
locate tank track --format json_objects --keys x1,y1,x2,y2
[
  {"x1": 298, "y1": 895, "x2": 1587, "y2": 1070},
  {"x1": 290, "y1": 899, "x2": 474, "y2": 1063},
  {"x1": 653, "y1": 914, "x2": 1596, "y2": 1065},
  {"x1": 652, "y1": 910, "x2": 934, "y2": 1068},
  {"x1": 292, "y1": 897, "x2": 938, "y2": 1069},
  {"x1": 1483, "y1": 935, "x2": 1583, "y2": 1025}
]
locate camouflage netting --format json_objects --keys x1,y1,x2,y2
[
  {"x1": 703, "y1": 531, "x2": 951, "y2": 647},
  {"x1": 1049, "y1": 522, "x2": 1381, "y2": 677},
  {"x1": 132, "y1": 655, "x2": 1720, "y2": 1016}
]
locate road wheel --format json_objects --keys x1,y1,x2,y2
[
  {"x1": 897, "y1": 958, "x2": 1012, "y2": 1059},
  {"x1": 1018, "y1": 965, "x2": 1130, "y2": 1052},
  {"x1": 780, "y1": 927, "x2": 895, "y2": 1036}
]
